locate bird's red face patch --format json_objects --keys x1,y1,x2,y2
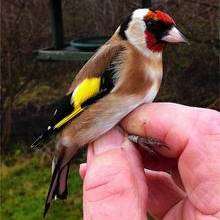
[
  {"x1": 146, "y1": 10, "x2": 175, "y2": 25},
  {"x1": 154, "y1": 10, "x2": 175, "y2": 25},
  {"x1": 144, "y1": 10, "x2": 175, "y2": 52},
  {"x1": 145, "y1": 32, "x2": 166, "y2": 52}
]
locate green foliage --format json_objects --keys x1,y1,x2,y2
[
  {"x1": 1, "y1": 155, "x2": 83, "y2": 220},
  {"x1": 14, "y1": 85, "x2": 52, "y2": 108}
]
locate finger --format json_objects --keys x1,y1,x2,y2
[
  {"x1": 138, "y1": 146, "x2": 183, "y2": 189},
  {"x1": 144, "y1": 169, "x2": 185, "y2": 219},
  {"x1": 79, "y1": 163, "x2": 87, "y2": 179},
  {"x1": 84, "y1": 128, "x2": 145, "y2": 199},
  {"x1": 138, "y1": 146, "x2": 177, "y2": 171},
  {"x1": 86, "y1": 143, "x2": 94, "y2": 168},
  {"x1": 93, "y1": 126, "x2": 125, "y2": 156},
  {"x1": 83, "y1": 127, "x2": 148, "y2": 220},
  {"x1": 86, "y1": 126, "x2": 125, "y2": 167},
  {"x1": 122, "y1": 102, "x2": 220, "y2": 214},
  {"x1": 178, "y1": 136, "x2": 220, "y2": 214},
  {"x1": 121, "y1": 102, "x2": 199, "y2": 158},
  {"x1": 163, "y1": 199, "x2": 220, "y2": 220}
]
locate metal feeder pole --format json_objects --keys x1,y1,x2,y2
[{"x1": 50, "y1": 0, "x2": 64, "y2": 49}]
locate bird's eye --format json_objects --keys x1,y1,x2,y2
[
  {"x1": 147, "y1": 21, "x2": 152, "y2": 26},
  {"x1": 145, "y1": 20, "x2": 153, "y2": 28}
]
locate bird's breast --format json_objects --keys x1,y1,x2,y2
[
  {"x1": 143, "y1": 82, "x2": 160, "y2": 103},
  {"x1": 143, "y1": 63, "x2": 163, "y2": 103}
]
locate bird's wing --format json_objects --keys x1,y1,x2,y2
[
  {"x1": 31, "y1": 36, "x2": 123, "y2": 149},
  {"x1": 68, "y1": 35, "x2": 123, "y2": 93}
]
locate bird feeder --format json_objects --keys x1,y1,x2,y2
[{"x1": 34, "y1": 0, "x2": 152, "y2": 62}]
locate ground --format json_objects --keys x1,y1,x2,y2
[{"x1": 1, "y1": 154, "x2": 83, "y2": 220}]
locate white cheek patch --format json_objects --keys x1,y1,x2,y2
[
  {"x1": 132, "y1": 9, "x2": 149, "y2": 19},
  {"x1": 125, "y1": 18, "x2": 147, "y2": 52}
]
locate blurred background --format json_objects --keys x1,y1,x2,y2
[{"x1": 1, "y1": 0, "x2": 219, "y2": 219}]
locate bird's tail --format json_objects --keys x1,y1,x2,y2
[{"x1": 43, "y1": 156, "x2": 70, "y2": 217}]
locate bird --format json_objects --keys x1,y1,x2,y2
[{"x1": 30, "y1": 8, "x2": 188, "y2": 216}]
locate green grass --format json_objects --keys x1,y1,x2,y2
[{"x1": 1, "y1": 155, "x2": 83, "y2": 220}]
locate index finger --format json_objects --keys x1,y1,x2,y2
[
  {"x1": 122, "y1": 102, "x2": 220, "y2": 214},
  {"x1": 121, "y1": 102, "x2": 218, "y2": 158}
]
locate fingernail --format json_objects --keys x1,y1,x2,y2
[
  {"x1": 93, "y1": 127, "x2": 125, "y2": 155},
  {"x1": 79, "y1": 163, "x2": 87, "y2": 179}
]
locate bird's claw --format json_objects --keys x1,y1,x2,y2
[{"x1": 128, "y1": 135, "x2": 168, "y2": 156}]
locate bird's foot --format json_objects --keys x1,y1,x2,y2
[{"x1": 128, "y1": 135, "x2": 168, "y2": 157}]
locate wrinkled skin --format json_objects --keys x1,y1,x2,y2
[{"x1": 79, "y1": 103, "x2": 220, "y2": 220}]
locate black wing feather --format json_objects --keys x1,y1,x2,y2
[{"x1": 31, "y1": 62, "x2": 118, "y2": 150}]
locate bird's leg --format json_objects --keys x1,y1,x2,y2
[{"x1": 128, "y1": 135, "x2": 168, "y2": 156}]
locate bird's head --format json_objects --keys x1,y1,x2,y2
[{"x1": 119, "y1": 8, "x2": 187, "y2": 55}]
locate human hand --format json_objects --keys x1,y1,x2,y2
[
  {"x1": 79, "y1": 103, "x2": 220, "y2": 220},
  {"x1": 80, "y1": 127, "x2": 148, "y2": 220}
]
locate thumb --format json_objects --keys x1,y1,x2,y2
[
  {"x1": 86, "y1": 126, "x2": 125, "y2": 167},
  {"x1": 83, "y1": 127, "x2": 148, "y2": 220},
  {"x1": 79, "y1": 127, "x2": 125, "y2": 179}
]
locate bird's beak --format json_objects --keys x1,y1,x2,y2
[{"x1": 161, "y1": 26, "x2": 188, "y2": 44}]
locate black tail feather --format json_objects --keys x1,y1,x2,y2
[
  {"x1": 43, "y1": 156, "x2": 62, "y2": 217},
  {"x1": 56, "y1": 164, "x2": 70, "y2": 200},
  {"x1": 43, "y1": 157, "x2": 70, "y2": 217}
]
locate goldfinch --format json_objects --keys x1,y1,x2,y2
[{"x1": 31, "y1": 8, "x2": 187, "y2": 216}]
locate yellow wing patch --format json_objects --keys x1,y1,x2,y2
[
  {"x1": 54, "y1": 108, "x2": 83, "y2": 129},
  {"x1": 71, "y1": 77, "x2": 101, "y2": 108},
  {"x1": 54, "y1": 77, "x2": 101, "y2": 129}
]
